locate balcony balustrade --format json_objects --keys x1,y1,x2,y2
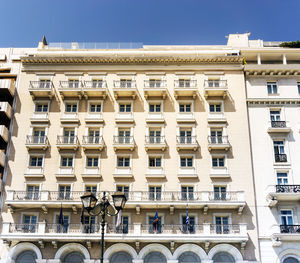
[
  {"x1": 58, "y1": 81, "x2": 84, "y2": 99},
  {"x1": 113, "y1": 136, "x2": 134, "y2": 151},
  {"x1": 275, "y1": 154, "x2": 287, "y2": 163},
  {"x1": 25, "y1": 135, "x2": 49, "y2": 150},
  {"x1": 113, "y1": 80, "x2": 137, "y2": 99},
  {"x1": 2, "y1": 222, "x2": 248, "y2": 243},
  {"x1": 204, "y1": 80, "x2": 228, "y2": 99},
  {"x1": 280, "y1": 225, "x2": 300, "y2": 234},
  {"x1": 276, "y1": 185, "x2": 300, "y2": 193},
  {"x1": 29, "y1": 81, "x2": 55, "y2": 99},
  {"x1": 56, "y1": 135, "x2": 79, "y2": 150},
  {"x1": 268, "y1": 121, "x2": 291, "y2": 133},
  {"x1": 144, "y1": 80, "x2": 167, "y2": 99},
  {"x1": 82, "y1": 136, "x2": 104, "y2": 151},
  {"x1": 0, "y1": 79, "x2": 16, "y2": 98},
  {"x1": 208, "y1": 136, "x2": 230, "y2": 151},
  {"x1": 267, "y1": 185, "x2": 300, "y2": 206},
  {"x1": 174, "y1": 80, "x2": 198, "y2": 99},
  {"x1": 176, "y1": 136, "x2": 198, "y2": 151},
  {"x1": 145, "y1": 136, "x2": 166, "y2": 151},
  {"x1": 83, "y1": 80, "x2": 107, "y2": 98}
]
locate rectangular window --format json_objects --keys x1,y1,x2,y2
[
  {"x1": 267, "y1": 82, "x2": 278, "y2": 94},
  {"x1": 56, "y1": 214, "x2": 69, "y2": 233},
  {"x1": 270, "y1": 110, "x2": 281, "y2": 121},
  {"x1": 117, "y1": 157, "x2": 130, "y2": 167},
  {"x1": 117, "y1": 185, "x2": 129, "y2": 199},
  {"x1": 180, "y1": 157, "x2": 193, "y2": 167},
  {"x1": 281, "y1": 210, "x2": 293, "y2": 225},
  {"x1": 85, "y1": 185, "x2": 97, "y2": 193},
  {"x1": 212, "y1": 157, "x2": 225, "y2": 167},
  {"x1": 119, "y1": 104, "x2": 131, "y2": 112},
  {"x1": 149, "y1": 79, "x2": 161, "y2": 88},
  {"x1": 214, "y1": 186, "x2": 227, "y2": 200},
  {"x1": 65, "y1": 103, "x2": 77, "y2": 113},
  {"x1": 120, "y1": 79, "x2": 132, "y2": 88},
  {"x1": 179, "y1": 104, "x2": 191, "y2": 113},
  {"x1": 36, "y1": 103, "x2": 48, "y2": 112},
  {"x1": 59, "y1": 185, "x2": 71, "y2": 200},
  {"x1": 39, "y1": 80, "x2": 51, "y2": 89},
  {"x1": 83, "y1": 216, "x2": 96, "y2": 233},
  {"x1": 149, "y1": 104, "x2": 161, "y2": 113},
  {"x1": 181, "y1": 215, "x2": 195, "y2": 233},
  {"x1": 277, "y1": 172, "x2": 288, "y2": 185},
  {"x1": 87, "y1": 157, "x2": 99, "y2": 167},
  {"x1": 149, "y1": 186, "x2": 161, "y2": 201},
  {"x1": 149, "y1": 157, "x2": 162, "y2": 167},
  {"x1": 29, "y1": 156, "x2": 43, "y2": 167},
  {"x1": 23, "y1": 215, "x2": 37, "y2": 233},
  {"x1": 210, "y1": 130, "x2": 223, "y2": 143},
  {"x1": 298, "y1": 82, "x2": 300, "y2": 94},
  {"x1": 209, "y1": 104, "x2": 221, "y2": 113},
  {"x1": 215, "y1": 216, "x2": 229, "y2": 234},
  {"x1": 68, "y1": 79, "x2": 79, "y2": 88},
  {"x1": 61, "y1": 156, "x2": 73, "y2": 167},
  {"x1": 26, "y1": 185, "x2": 40, "y2": 200},
  {"x1": 92, "y1": 79, "x2": 103, "y2": 88},
  {"x1": 179, "y1": 79, "x2": 190, "y2": 88},
  {"x1": 181, "y1": 186, "x2": 194, "y2": 200},
  {"x1": 90, "y1": 104, "x2": 101, "y2": 113}
]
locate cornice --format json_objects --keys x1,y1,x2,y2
[
  {"x1": 247, "y1": 98, "x2": 300, "y2": 105},
  {"x1": 245, "y1": 65, "x2": 300, "y2": 76},
  {"x1": 21, "y1": 55, "x2": 243, "y2": 65}
]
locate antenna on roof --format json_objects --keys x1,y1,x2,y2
[{"x1": 42, "y1": 35, "x2": 48, "y2": 46}]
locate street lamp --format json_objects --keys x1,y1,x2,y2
[{"x1": 81, "y1": 191, "x2": 127, "y2": 263}]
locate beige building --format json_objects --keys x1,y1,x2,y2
[{"x1": 1, "y1": 39, "x2": 259, "y2": 263}]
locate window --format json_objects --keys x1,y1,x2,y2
[
  {"x1": 35, "y1": 103, "x2": 48, "y2": 112},
  {"x1": 208, "y1": 79, "x2": 220, "y2": 87},
  {"x1": 117, "y1": 185, "x2": 129, "y2": 199},
  {"x1": 149, "y1": 215, "x2": 162, "y2": 233},
  {"x1": 32, "y1": 128, "x2": 46, "y2": 143},
  {"x1": 88, "y1": 129, "x2": 100, "y2": 143},
  {"x1": 118, "y1": 129, "x2": 131, "y2": 143},
  {"x1": 298, "y1": 82, "x2": 300, "y2": 94},
  {"x1": 116, "y1": 215, "x2": 129, "y2": 234},
  {"x1": 56, "y1": 214, "x2": 69, "y2": 233},
  {"x1": 179, "y1": 104, "x2": 191, "y2": 113},
  {"x1": 120, "y1": 79, "x2": 132, "y2": 88},
  {"x1": 214, "y1": 186, "x2": 227, "y2": 200},
  {"x1": 149, "y1": 79, "x2": 161, "y2": 88},
  {"x1": 215, "y1": 216, "x2": 229, "y2": 234},
  {"x1": 23, "y1": 215, "x2": 37, "y2": 233},
  {"x1": 90, "y1": 103, "x2": 101, "y2": 113},
  {"x1": 26, "y1": 185, "x2": 40, "y2": 200},
  {"x1": 209, "y1": 104, "x2": 221, "y2": 113},
  {"x1": 179, "y1": 129, "x2": 192, "y2": 143},
  {"x1": 119, "y1": 104, "x2": 131, "y2": 112},
  {"x1": 149, "y1": 129, "x2": 161, "y2": 143},
  {"x1": 65, "y1": 103, "x2": 77, "y2": 113},
  {"x1": 149, "y1": 103, "x2": 161, "y2": 113},
  {"x1": 85, "y1": 185, "x2": 97, "y2": 193},
  {"x1": 281, "y1": 210, "x2": 293, "y2": 225},
  {"x1": 63, "y1": 129, "x2": 75, "y2": 143},
  {"x1": 181, "y1": 186, "x2": 193, "y2": 200},
  {"x1": 29, "y1": 156, "x2": 43, "y2": 167},
  {"x1": 117, "y1": 157, "x2": 130, "y2": 167},
  {"x1": 87, "y1": 156, "x2": 99, "y2": 168},
  {"x1": 92, "y1": 79, "x2": 103, "y2": 88},
  {"x1": 210, "y1": 130, "x2": 223, "y2": 143},
  {"x1": 270, "y1": 110, "x2": 281, "y2": 121},
  {"x1": 149, "y1": 157, "x2": 162, "y2": 167},
  {"x1": 61, "y1": 156, "x2": 73, "y2": 167},
  {"x1": 181, "y1": 215, "x2": 195, "y2": 233},
  {"x1": 277, "y1": 172, "x2": 288, "y2": 185},
  {"x1": 180, "y1": 157, "x2": 193, "y2": 167},
  {"x1": 274, "y1": 141, "x2": 287, "y2": 162},
  {"x1": 39, "y1": 79, "x2": 51, "y2": 89},
  {"x1": 212, "y1": 157, "x2": 225, "y2": 167},
  {"x1": 59, "y1": 185, "x2": 71, "y2": 200},
  {"x1": 83, "y1": 216, "x2": 96, "y2": 233},
  {"x1": 267, "y1": 82, "x2": 278, "y2": 94},
  {"x1": 68, "y1": 79, "x2": 79, "y2": 88},
  {"x1": 179, "y1": 79, "x2": 190, "y2": 88},
  {"x1": 149, "y1": 186, "x2": 161, "y2": 200}
]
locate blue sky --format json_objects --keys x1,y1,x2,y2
[{"x1": 0, "y1": 0, "x2": 299, "y2": 47}]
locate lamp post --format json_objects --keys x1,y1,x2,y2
[{"x1": 81, "y1": 191, "x2": 127, "y2": 263}]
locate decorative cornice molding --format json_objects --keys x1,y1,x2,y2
[
  {"x1": 245, "y1": 70, "x2": 300, "y2": 76},
  {"x1": 247, "y1": 98, "x2": 300, "y2": 105},
  {"x1": 21, "y1": 55, "x2": 243, "y2": 65}
]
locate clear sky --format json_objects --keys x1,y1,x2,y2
[{"x1": 0, "y1": 0, "x2": 299, "y2": 47}]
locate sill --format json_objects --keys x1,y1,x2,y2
[
  {"x1": 210, "y1": 173, "x2": 230, "y2": 178},
  {"x1": 273, "y1": 162, "x2": 291, "y2": 166},
  {"x1": 24, "y1": 174, "x2": 44, "y2": 178},
  {"x1": 113, "y1": 173, "x2": 133, "y2": 178},
  {"x1": 81, "y1": 174, "x2": 102, "y2": 178},
  {"x1": 177, "y1": 174, "x2": 198, "y2": 178},
  {"x1": 55, "y1": 174, "x2": 75, "y2": 178},
  {"x1": 145, "y1": 174, "x2": 166, "y2": 178}
]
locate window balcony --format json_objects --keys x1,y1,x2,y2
[
  {"x1": 177, "y1": 112, "x2": 195, "y2": 123},
  {"x1": 60, "y1": 112, "x2": 79, "y2": 123},
  {"x1": 113, "y1": 80, "x2": 137, "y2": 99},
  {"x1": 267, "y1": 185, "x2": 300, "y2": 207},
  {"x1": 82, "y1": 136, "x2": 104, "y2": 151},
  {"x1": 24, "y1": 167, "x2": 44, "y2": 178},
  {"x1": 280, "y1": 225, "x2": 300, "y2": 234},
  {"x1": 58, "y1": 81, "x2": 84, "y2": 99},
  {"x1": 0, "y1": 150, "x2": 5, "y2": 168},
  {"x1": 0, "y1": 79, "x2": 16, "y2": 99},
  {"x1": 0, "y1": 125, "x2": 9, "y2": 144},
  {"x1": 174, "y1": 80, "x2": 198, "y2": 99},
  {"x1": 56, "y1": 167, "x2": 75, "y2": 178},
  {"x1": 82, "y1": 167, "x2": 101, "y2": 179},
  {"x1": 208, "y1": 136, "x2": 230, "y2": 151},
  {"x1": 176, "y1": 136, "x2": 198, "y2": 151},
  {"x1": 268, "y1": 121, "x2": 291, "y2": 133},
  {"x1": 146, "y1": 113, "x2": 164, "y2": 123},
  {"x1": 115, "y1": 112, "x2": 134, "y2": 123},
  {"x1": 56, "y1": 136, "x2": 79, "y2": 150},
  {"x1": 113, "y1": 167, "x2": 133, "y2": 178},
  {"x1": 145, "y1": 136, "x2": 166, "y2": 151},
  {"x1": 85, "y1": 112, "x2": 103, "y2": 123},
  {"x1": 178, "y1": 167, "x2": 197, "y2": 179},
  {"x1": 207, "y1": 113, "x2": 227, "y2": 123},
  {"x1": 30, "y1": 112, "x2": 49, "y2": 123},
  {"x1": 204, "y1": 80, "x2": 228, "y2": 99},
  {"x1": 29, "y1": 81, "x2": 55, "y2": 99},
  {"x1": 275, "y1": 154, "x2": 287, "y2": 163},
  {"x1": 83, "y1": 80, "x2": 107, "y2": 99},
  {"x1": 210, "y1": 167, "x2": 230, "y2": 178},
  {"x1": 146, "y1": 167, "x2": 165, "y2": 178},
  {"x1": 144, "y1": 80, "x2": 167, "y2": 99},
  {"x1": 113, "y1": 136, "x2": 134, "y2": 151},
  {"x1": 1, "y1": 221, "x2": 247, "y2": 244},
  {"x1": 0, "y1": 102, "x2": 12, "y2": 123},
  {"x1": 25, "y1": 136, "x2": 49, "y2": 150}
]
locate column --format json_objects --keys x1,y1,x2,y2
[{"x1": 257, "y1": 53, "x2": 261, "y2": 65}]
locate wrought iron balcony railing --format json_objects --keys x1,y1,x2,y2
[
  {"x1": 280, "y1": 225, "x2": 300, "y2": 234},
  {"x1": 26, "y1": 135, "x2": 48, "y2": 145},
  {"x1": 271, "y1": 121, "x2": 287, "y2": 128},
  {"x1": 275, "y1": 154, "x2": 287, "y2": 163},
  {"x1": 210, "y1": 224, "x2": 241, "y2": 234},
  {"x1": 276, "y1": 185, "x2": 300, "y2": 193}
]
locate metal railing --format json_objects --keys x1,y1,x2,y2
[
  {"x1": 208, "y1": 191, "x2": 240, "y2": 201},
  {"x1": 145, "y1": 136, "x2": 165, "y2": 144},
  {"x1": 208, "y1": 136, "x2": 228, "y2": 144},
  {"x1": 210, "y1": 224, "x2": 240, "y2": 234},
  {"x1": 84, "y1": 80, "x2": 107, "y2": 89},
  {"x1": 275, "y1": 154, "x2": 287, "y2": 163},
  {"x1": 48, "y1": 191, "x2": 88, "y2": 201},
  {"x1": 57, "y1": 135, "x2": 79, "y2": 145},
  {"x1": 280, "y1": 225, "x2": 300, "y2": 234},
  {"x1": 26, "y1": 135, "x2": 48, "y2": 145},
  {"x1": 144, "y1": 80, "x2": 166, "y2": 88},
  {"x1": 204, "y1": 80, "x2": 227, "y2": 88},
  {"x1": 107, "y1": 224, "x2": 134, "y2": 234},
  {"x1": 114, "y1": 80, "x2": 136, "y2": 88},
  {"x1": 174, "y1": 80, "x2": 197, "y2": 88},
  {"x1": 29, "y1": 81, "x2": 54, "y2": 90},
  {"x1": 271, "y1": 121, "x2": 287, "y2": 128},
  {"x1": 113, "y1": 136, "x2": 134, "y2": 144},
  {"x1": 59, "y1": 81, "x2": 83, "y2": 89},
  {"x1": 82, "y1": 136, "x2": 103, "y2": 145},
  {"x1": 176, "y1": 136, "x2": 197, "y2": 144},
  {"x1": 276, "y1": 185, "x2": 300, "y2": 193},
  {"x1": 9, "y1": 223, "x2": 38, "y2": 233}
]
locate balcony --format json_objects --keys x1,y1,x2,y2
[
  {"x1": 174, "y1": 80, "x2": 198, "y2": 99},
  {"x1": 146, "y1": 113, "x2": 164, "y2": 123},
  {"x1": 83, "y1": 81, "x2": 108, "y2": 99},
  {"x1": 0, "y1": 125, "x2": 9, "y2": 144},
  {"x1": 59, "y1": 81, "x2": 84, "y2": 99},
  {"x1": 60, "y1": 112, "x2": 79, "y2": 123},
  {"x1": 207, "y1": 113, "x2": 227, "y2": 123},
  {"x1": 56, "y1": 136, "x2": 79, "y2": 150},
  {"x1": 0, "y1": 150, "x2": 5, "y2": 168},
  {"x1": 30, "y1": 112, "x2": 49, "y2": 123},
  {"x1": 24, "y1": 167, "x2": 44, "y2": 178},
  {"x1": 0, "y1": 79, "x2": 16, "y2": 99},
  {"x1": 1, "y1": 221, "x2": 248, "y2": 244},
  {"x1": 0, "y1": 102, "x2": 12, "y2": 124},
  {"x1": 146, "y1": 167, "x2": 165, "y2": 178},
  {"x1": 280, "y1": 225, "x2": 300, "y2": 234},
  {"x1": 29, "y1": 81, "x2": 55, "y2": 99},
  {"x1": 204, "y1": 80, "x2": 228, "y2": 99},
  {"x1": 144, "y1": 80, "x2": 167, "y2": 99},
  {"x1": 25, "y1": 136, "x2": 49, "y2": 150},
  {"x1": 178, "y1": 167, "x2": 197, "y2": 179},
  {"x1": 267, "y1": 185, "x2": 300, "y2": 206},
  {"x1": 145, "y1": 136, "x2": 166, "y2": 151},
  {"x1": 113, "y1": 136, "x2": 134, "y2": 151},
  {"x1": 272, "y1": 225, "x2": 300, "y2": 243},
  {"x1": 115, "y1": 112, "x2": 134, "y2": 123},
  {"x1": 268, "y1": 121, "x2": 291, "y2": 133},
  {"x1": 113, "y1": 80, "x2": 137, "y2": 99},
  {"x1": 208, "y1": 136, "x2": 230, "y2": 151},
  {"x1": 275, "y1": 154, "x2": 287, "y2": 163},
  {"x1": 176, "y1": 136, "x2": 198, "y2": 151},
  {"x1": 82, "y1": 136, "x2": 104, "y2": 151},
  {"x1": 85, "y1": 112, "x2": 103, "y2": 123}
]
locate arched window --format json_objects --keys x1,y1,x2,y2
[
  {"x1": 110, "y1": 251, "x2": 132, "y2": 263},
  {"x1": 16, "y1": 251, "x2": 37, "y2": 263},
  {"x1": 178, "y1": 252, "x2": 201, "y2": 263},
  {"x1": 63, "y1": 252, "x2": 85, "y2": 263},
  {"x1": 212, "y1": 252, "x2": 235, "y2": 263},
  {"x1": 283, "y1": 257, "x2": 300, "y2": 263},
  {"x1": 144, "y1": 252, "x2": 167, "y2": 263}
]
